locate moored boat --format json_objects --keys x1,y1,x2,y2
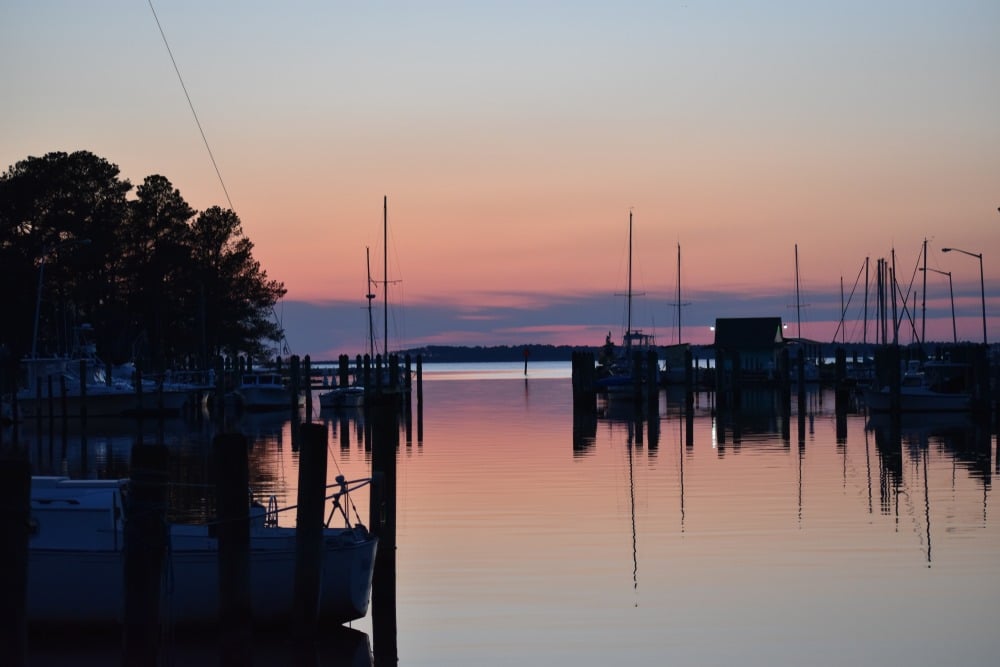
[
  {"x1": 11, "y1": 355, "x2": 191, "y2": 419},
  {"x1": 27, "y1": 475, "x2": 377, "y2": 628},
  {"x1": 228, "y1": 371, "x2": 303, "y2": 412},
  {"x1": 595, "y1": 210, "x2": 659, "y2": 394},
  {"x1": 862, "y1": 360, "x2": 972, "y2": 412}
]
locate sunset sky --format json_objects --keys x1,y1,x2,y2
[{"x1": 3, "y1": 1, "x2": 998, "y2": 358}]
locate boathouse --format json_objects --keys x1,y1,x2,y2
[{"x1": 713, "y1": 317, "x2": 784, "y2": 386}]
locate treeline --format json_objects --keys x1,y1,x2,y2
[{"x1": 0, "y1": 150, "x2": 285, "y2": 369}]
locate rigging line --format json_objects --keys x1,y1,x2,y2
[{"x1": 147, "y1": 0, "x2": 235, "y2": 212}]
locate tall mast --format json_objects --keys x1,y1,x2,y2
[
  {"x1": 677, "y1": 242, "x2": 682, "y2": 345},
  {"x1": 795, "y1": 243, "x2": 802, "y2": 339},
  {"x1": 366, "y1": 247, "x2": 376, "y2": 359},
  {"x1": 626, "y1": 209, "x2": 633, "y2": 341},
  {"x1": 921, "y1": 237, "x2": 927, "y2": 344},
  {"x1": 863, "y1": 256, "x2": 869, "y2": 347},
  {"x1": 383, "y1": 195, "x2": 388, "y2": 356}
]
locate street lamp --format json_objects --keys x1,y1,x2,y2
[
  {"x1": 919, "y1": 267, "x2": 956, "y2": 344},
  {"x1": 941, "y1": 246, "x2": 986, "y2": 345},
  {"x1": 31, "y1": 238, "x2": 91, "y2": 358}
]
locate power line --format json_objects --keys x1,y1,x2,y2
[{"x1": 148, "y1": 0, "x2": 235, "y2": 212}]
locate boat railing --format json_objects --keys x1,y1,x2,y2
[{"x1": 244, "y1": 476, "x2": 373, "y2": 531}]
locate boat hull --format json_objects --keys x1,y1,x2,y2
[
  {"x1": 27, "y1": 476, "x2": 376, "y2": 629},
  {"x1": 14, "y1": 388, "x2": 190, "y2": 418},
  {"x1": 28, "y1": 527, "x2": 377, "y2": 627},
  {"x1": 319, "y1": 387, "x2": 365, "y2": 409},
  {"x1": 862, "y1": 387, "x2": 971, "y2": 412}
]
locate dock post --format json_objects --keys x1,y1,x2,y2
[
  {"x1": 369, "y1": 390, "x2": 399, "y2": 665},
  {"x1": 290, "y1": 355, "x2": 301, "y2": 416},
  {"x1": 797, "y1": 348, "x2": 806, "y2": 415},
  {"x1": 835, "y1": 348, "x2": 848, "y2": 444},
  {"x1": 416, "y1": 354, "x2": 424, "y2": 444},
  {"x1": 339, "y1": 354, "x2": 349, "y2": 388},
  {"x1": 123, "y1": 443, "x2": 169, "y2": 666},
  {"x1": 571, "y1": 351, "x2": 596, "y2": 414},
  {"x1": 645, "y1": 350, "x2": 658, "y2": 411},
  {"x1": 292, "y1": 422, "x2": 328, "y2": 636},
  {"x1": 0, "y1": 451, "x2": 30, "y2": 667},
  {"x1": 215, "y1": 432, "x2": 252, "y2": 665},
  {"x1": 304, "y1": 355, "x2": 313, "y2": 422}
]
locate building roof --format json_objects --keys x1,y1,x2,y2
[{"x1": 713, "y1": 317, "x2": 784, "y2": 349}]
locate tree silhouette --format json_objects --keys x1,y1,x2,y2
[{"x1": 0, "y1": 150, "x2": 286, "y2": 369}]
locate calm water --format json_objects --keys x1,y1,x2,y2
[{"x1": 17, "y1": 361, "x2": 1000, "y2": 666}]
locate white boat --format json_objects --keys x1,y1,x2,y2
[
  {"x1": 28, "y1": 475, "x2": 377, "y2": 627},
  {"x1": 319, "y1": 385, "x2": 366, "y2": 410},
  {"x1": 862, "y1": 360, "x2": 972, "y2": 412},
  {"x1": 229, "y1": 371, "x2": 302, "y2": 412}
]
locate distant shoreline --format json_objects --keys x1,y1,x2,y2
[{"x1": 311, "y1": 340, "x2": 972, "y2": 365}]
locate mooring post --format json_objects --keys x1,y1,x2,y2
[
  {"x1": 339, "y1": 354, "x2": 349, "y2": 388},
  {"x1": 369, "y1": 390, "x2": 399, "y2": 666},
  {"x1": 304, "y1": 355, "x2": 313, "y2": 422},
  {"x1": 290, "y1": 355, "x2": 301, "y2": 417},
  {"x1": 123, "y1": 443, "x2": 169, "y2": 666},
  {"x1": 292, "y1": 422, "x2": 328, "y2": 635},
  {"x1": 0, "y1": 451, "x2": 30, "y2": 667},
  {"x1": 797, "y1": 348, "x2": 806, "y2": 415},
  {"x1": 416, "y1": 354, "x2": 424, "y2": 444},
  {"x1": 215, "y1": 432, "x2": 252, "y2": 666}
]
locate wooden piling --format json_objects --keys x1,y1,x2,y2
[
  {"x1": 571, "y1": 351, "x2": 596, "y2": 413},
  {"x1": 339, "y1": 354, "x2": 350, "y2": 388},
  {"x1": 215, "y1": 433, "x2": 252, "y2": 665},
  {"x1": 416, "y1": 354, "x2": 424, "y2": 444},
  {"x1": 290, "y1": 355, "x2": 301, "y2": 416},
  {"x1": 0, "y1": 452, "x2": 30, "y2": 667},
  {"x1": 304, "y1": 355, "x2": 313, "y2": 422},
  {"x1": 796, "y1": 348, "x2": 806, "y2": 415},
  {"x1": 292, "y1": 422, "x2": 328, "y2": 635},
  {"x1": 123, "y1": 443, "x2": 169, "y2": 666},
  {"x1": 368, "y1": 390, "x2": 399, "y2": 666}
]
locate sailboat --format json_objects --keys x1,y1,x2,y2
[
  {"x1": 318, "y1": 248, "x2": 375, "y2": 410},
  {"x1": 595, "y1": 210, "x2": 658, "y2": 395},
  {"x1": 320, "y1": 196, "x2": 404, "y2": 408},
  {"x1": 660, "y1": 243, "x2": 690, "y2": 386},
  {"x1": 788, "y1": 244, "x2": 819, "y2": 383}
]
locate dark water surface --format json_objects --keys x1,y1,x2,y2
[{"x1": 18, "y1": 362, "x2": 1000, "y2": 665}]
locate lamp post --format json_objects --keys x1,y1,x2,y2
[
  {"x1": 919, "y1": 267, "x2": 956, "y2": 344},
  {"x1": 941, "y1": 246, "x2": 986, "y2": 345},
  {"x1": 31, "y1": 238, "x2": 91, "y2": 358}
]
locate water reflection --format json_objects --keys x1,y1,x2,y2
[{"x1": 10, "y1": 371, "x2": 999, "y2": 665}]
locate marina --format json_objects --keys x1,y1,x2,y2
[{"x1": 3, "y1": 361, "x2": 998, "y2": 665}]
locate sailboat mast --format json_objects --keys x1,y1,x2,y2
[
  {"x1": 366, "y1": 247, "x2": 376, "y2": 359},
  {"x1": 627, "y1": 210, "x2": 633, "y2": 340},
  {"x1": 677, "y1": 242, "x2": 682, "y2": 345},
  {"x1": 383, "y1": 195, "x2": 388, "y2": 356},
  {"x1": 795, "y1": 243, "x2": 802, "y2": 339},
  {"x1": 921, "y1": 237, "x2": 927, "y2": 344}
]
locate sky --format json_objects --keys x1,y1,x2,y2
[{"x1": 3, "y1": 1, "x2": 999, "y2": 359}]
